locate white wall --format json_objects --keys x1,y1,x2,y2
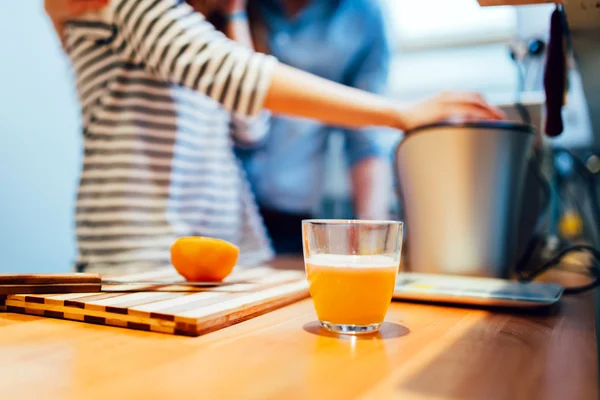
[{"x1": 0, "y1": 2, "x2": 81, "y2": 273}]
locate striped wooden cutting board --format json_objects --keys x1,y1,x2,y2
[{"x1": 1, "y1": 267, "x2": 309, "y2": 336}]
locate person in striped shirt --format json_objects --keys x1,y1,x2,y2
[{"x1": 45, "y1": 0, "x2": 505, "y2": 273}]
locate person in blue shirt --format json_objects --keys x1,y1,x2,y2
[{"x1": 237, "y1": 0, "x2": 395, "y2": 254}]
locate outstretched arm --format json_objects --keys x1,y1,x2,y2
[
  {"x1": 47, "y1": 0, "x2": 505, "y2": 129},
  {"x1": 264, "y1": 64, "x2": 505, "y2": 131}
]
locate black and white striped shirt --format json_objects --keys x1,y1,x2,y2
[{"x1": 66, "y1": 0, "x2": 277, "y2": 271}]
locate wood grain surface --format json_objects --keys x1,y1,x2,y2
[
  {"x1": 0, "y1": 273, "x2": 101, "y2": 285},
  {"x1": 0, "y1": 273, "x2": 103, "y2": 295},
  {"x1": 0, "y1": 291, "x2": 594, "y2": 399},
  {"x1": 0, "y1": 258, "x2": 596, "y2": 399},
  {"x1": 2, "y1": 267, "x2": 308, "y2": 336}
]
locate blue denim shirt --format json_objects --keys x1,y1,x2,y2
[{"x1": 237, "y1": 0, "x2": 393, "y2": 214}]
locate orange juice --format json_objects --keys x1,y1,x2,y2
[{"x1": 305, "y1": 254, "x2": 399, "y2": 326}]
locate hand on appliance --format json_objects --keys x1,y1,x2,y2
[{"x1": 399, "y1": 92, "x2": 506, "y2": 131}]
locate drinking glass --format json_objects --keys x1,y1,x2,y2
[{"x1": 302, "y1": 220, "x2": 403, "y2": 334}]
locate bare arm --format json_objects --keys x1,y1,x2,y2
[
  {"x1": 351, "y1": 158, "x2": 393, "y2": 219},
  {"x1": 264, "y1": 64, "x2": 400, "y2": 128},
  {"x1": 264, "y1": 64, "x2": 505, "y2": 131},
  {"x1": 48, "y1": 0, "x2": 505, "y2": 128}
]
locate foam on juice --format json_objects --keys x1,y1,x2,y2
[{"x1": 306, "y1": 254, "x2": 398, "y2": 269}]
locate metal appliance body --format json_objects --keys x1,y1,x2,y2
[{"x1": 395, "y1": 121, "x2": 535, "y2": 278}]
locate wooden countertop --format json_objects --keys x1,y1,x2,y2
[{"x1": 0, "y1": 258, "x2": 597, "y2": 400}]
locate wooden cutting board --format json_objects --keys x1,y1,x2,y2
[{"x1": 1, "y1": 267, "x2": 308, "y2": 336}]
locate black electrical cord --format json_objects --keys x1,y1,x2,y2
[
  {"x1": 516, "y1": 149, "x2": 600, "y2": 295},
  {"x1": 518, "y1": 244, "x2": 600, "y2": 295}
]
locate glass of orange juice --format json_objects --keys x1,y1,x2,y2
[{"x1": 302, "y1": 219, "x2": 403, "y2": 335}]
